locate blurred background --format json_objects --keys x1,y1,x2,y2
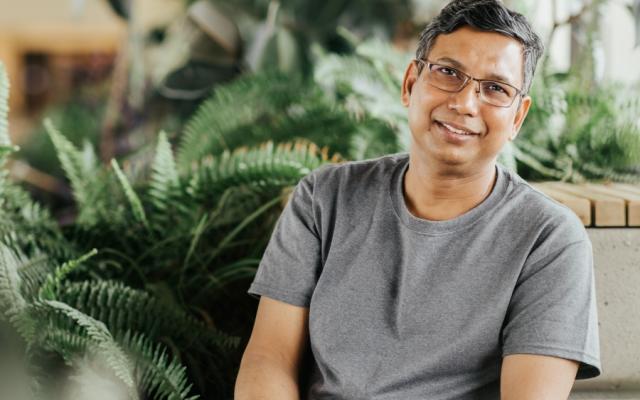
[
  {"x1": 0, "y1": 1, "x2": 639, "y2": 399},
  {"x1": 2, "y1": 0, "x2": 640, "y2": 199}
]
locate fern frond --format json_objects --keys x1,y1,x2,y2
[
  {"x1": 56, "y1": 280, "x2": 239, "y2": 350},
  {"x1": 0, "y1": 62, "x2": 18, "y2": 165},
  {"x1": 178, "y1": 68, "x2": 402, "y2": 165},
  {"x1": 0, "y1": 62, "x2": 10, "y2": 149},
  {"x1": 35, "y1": 316, "x2": 89, "y2": 361},
  {"x1": 355, "y1": 40, "x2": 411, "y2": 87},
  {"x1": 348, "y1": 117, "x2": 401, "y2": 160},
  {"x1": 45, "y1": 119, "x2": 95, "y2": 207},
  {"x1": 34, "y1": 324, "x2": 199, "y2": 400},
  {"x1": 39, "y1": 135, "x2": 126, "y2": 228},
  {"x1": 33, "y1": 318, "x2": 198, "y2": 400},
  {"x1": 187, "y1": 140, "x2": 337, "y2": 202},
  {"x1": 16, "y1": 253, "x2": 52, "y2": 300},
  {"x1": 111, "y1": 159, "x2": 149, "y2": 229},
  {"x1": 121, "y1": 331, "x2": 199, "y2": 400},
  {"x1": 232, "y1": 99, "x2": 356, "y2": 158},
  {"x1": 0, "y1": 244, "x2": 27, "y2": 319},
  {"x1": 0, "y1": 63, "x2": 19, "y2": 202},
  {"x1": 518, "y1": 78, "x2": 640, "y2": 182},
  {"x1": 193, "y1": 259, "x2": 260, "y2": 299},
  {"x1": 314, "y1": 53, "x2": 405, "y2": 128},
  {"x1": 38, "y1": 249, "x2": 98, "y2": 301},
  {"x1": 31, "y1": 300, "x2": 136, "y2": 394},
  {"x1": 149, "y1": 131, "x2": 180, "y2": 214},
  {"x1": 512, "y1": 142, "x2": 566, "y2": 180},
  {"x1": 177, "y1": 72, "x2": 332, "y2": 167},
  {"x1": 0, "y1": 184, "x2": 69, "y2": 260},
  {"x1": 580, "y1": 162, "x2": 640, "y2": 183}
]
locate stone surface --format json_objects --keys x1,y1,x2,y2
[
  {"x1": 573, "y1": 229, "x2": 640, "y2": 391},
  {"x1": 570, "y1": 391, "x2": 640, "y2": 399}
]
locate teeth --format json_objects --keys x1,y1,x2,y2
[{"x1": 441, "y1": 122, "x2": 474, "y2": 135}]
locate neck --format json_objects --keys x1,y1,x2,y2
[{"x1": 403, "y1": 151, "x2": 497, "y2": 221}]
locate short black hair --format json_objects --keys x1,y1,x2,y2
[{"x1": 415, "y1": 0, "x2": 544, "y2": 94}]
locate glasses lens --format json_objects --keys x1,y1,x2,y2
[
  {"x1": 427, "y1": 64, "x2": 465, "y2": 92},
  {"x1": 422, "y1": 61, "x2": 519, "y2": 107},
  {"x1": 480, "y1": 81, "x2": 516, "y2": 107}
]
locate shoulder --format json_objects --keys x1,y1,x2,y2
[
  {"x1": 499, "y1": 166, "x2": 589, "y2": 246},
  {"x1": 301, "y1": 152, "x2": 407, "y2": 193}
]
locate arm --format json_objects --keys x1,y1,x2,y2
[
  {"x1": 501, "y1": 354, "x2": 579, "y2": 400},
  {"x1": 235, "y1": 296, "x2": 310, "y2": 400}
]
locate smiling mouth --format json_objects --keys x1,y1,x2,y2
[{"x1": 435, "y1": 121, "x2": 480, "y2": 136}]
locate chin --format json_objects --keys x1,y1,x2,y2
[
  {"x1": 430, "y1": 147, "x2": 470, "y2": 165},
  {"x1": 437, "y1": 157, "x2": 469, "y2": 168}
]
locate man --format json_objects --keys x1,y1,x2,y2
[{"x1": 235, "y1": 0, "x2": 601, "y2": 398}]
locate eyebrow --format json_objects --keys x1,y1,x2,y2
[{"x1": 433, "y1": 57, "x2": 517, "y2": 87}]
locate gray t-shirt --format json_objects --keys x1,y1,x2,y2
[{"x1": 248, "y1": 152, "x2": 601, "y2": 399}]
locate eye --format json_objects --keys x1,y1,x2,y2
[
  {"x1": 435, "y1": 66, "x2": 459, "y2": 77},
  {"x1": 486, "y1": 82, "x2": 508, "y2": 94}
]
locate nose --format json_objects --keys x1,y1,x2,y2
[{"x1": 447, "y1": 79, "x2": 481, "y2": 116}]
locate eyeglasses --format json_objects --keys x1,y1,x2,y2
[{"x1": 415, "y1": 59, "x2": 524, "y2": 108}]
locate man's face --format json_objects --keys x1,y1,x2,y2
[{"x1": 401, "y1": 25, "x2": 532, "y2": 170}]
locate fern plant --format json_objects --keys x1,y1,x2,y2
[
  {"x1": 176, "y1": 39, "x2": 413, "y2": 170},
  {"x1": 515, "y1": 75, "x2": 640, "y2": 182},
  {"x1": 177, "y1": 71, "x2": 363, "y2": 168},
  {"x1": 0, "y1": 237, "x2": 206, "y2": 399},
  {"x1": 0, "y1": 62, "x2": 240, "y2": 399},
  {"x1": 34, "y1": 107, "x2": 337, "y2": 397}
]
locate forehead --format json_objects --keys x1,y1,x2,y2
[{"x1": 428, "y1": 25, "x2": 525, "y2": 86}]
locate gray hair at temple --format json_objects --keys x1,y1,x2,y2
[{"x1": 415, "y1": 0, "x2": 544, "y2": 95}]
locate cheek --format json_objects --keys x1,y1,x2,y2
[
  {"x1": 407, "y1": 104, "x2": 426, "y2": 132},
  {"x1": 484, "y1": 109, "x2": 515, "y2": 136},
  {"x1": 407, "y1": 92, "x2": 440, "y2": 131}
]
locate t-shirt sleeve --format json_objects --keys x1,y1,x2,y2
[
  {"x1": 501, "y1": 232, "x2": 602, "y2": 379},
  {"x1": 247, "y1": 172, "x2": 322, "y2": 307}
]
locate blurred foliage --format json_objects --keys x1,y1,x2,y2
[
  {"x1": 2, "y1": 59, "x2": 339, "y2": 398},
  {"x1": 515, "y1": 74, "x2": 640, "y2": 182},
  {"x1": 177, "y1": 41, "x2": 409, "y2": 169},
  {"x1": 18, "y1": 94, "x2": 104, "y2": 179},
  {"x1": 1, "y1": 40, "x2": 411, "y2": 400}
]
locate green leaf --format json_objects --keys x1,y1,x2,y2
[
  {"x1": 187, "y1": 140, "x2": 334, "y2": 202},
  {"x1": 149, "y1": 131, "x2": 180, "y2": 214},
  {"x1": 0, "y1": 63, "x2": 13, "y2": 151},
  {"x1": 33, "y1": 300, "x2": 136, "y2": 395},
  {"x1": 0, "y1": 62, "x2": 18, "y2": 178},
  {"x1": 38, "y1": 249, "x2": 97, "y2": 301},
  {"x1": 111, "y1": 159, "x2": 149, "y2": 229},
  {"x1": 45, "y1": 119, "x2": 94, "y2": 207},
  {"x1": 0, "y1": 244, "x2": 27, "y2": 320},
  {"x1": 497, "y1": 141, "x2": 518, "y2": 173},
  {"x1": 177, "y1": 72, "x2": 351, "y2": 167},
  {"x1": 56, "y1": 280, "x2": 239, "y2": 350},
  {"x1": 121, "y1": 331, "x2": 200, "y2": 400}
]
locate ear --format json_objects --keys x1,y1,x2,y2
[
  {"x1": 401, "y1": 60, "x2": 419, "y2": 107},
  {"x1": 509, "y1": 95, "x2": 532, "y2": 141}
]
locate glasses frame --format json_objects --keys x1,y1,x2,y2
[{"x1": 414, "y1": 59, "x2": 524, "y2": 108}]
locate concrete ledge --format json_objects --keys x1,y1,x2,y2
[{"x1": 573, "y1": 229, "x2": 640, "y2": 391}]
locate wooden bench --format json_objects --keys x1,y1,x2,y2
[{"x1": 531, "y1": 182, "x2": 640, "y2": 227}]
